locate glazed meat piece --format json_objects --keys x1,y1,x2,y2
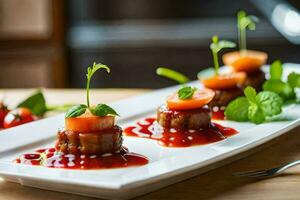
[
  {"x1": 157, "y1": 105, "x2": 211, "y2": 130},
  {"x1": 208, "y1": 87, "x2": 243, "y2": 109},
  {"x1": 243, "y1": 69, "x2": 266, "y2": 91},
  {"x1": 56, "y1": 125, "x2": 123, "y2": 155}
]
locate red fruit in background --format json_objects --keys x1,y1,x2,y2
[
  {"x1": 0, "y1": 102, "x2": 9, "y2": 128},
  {"x1": 3, "y1": 108, "x2": 36, "y2": 129}
]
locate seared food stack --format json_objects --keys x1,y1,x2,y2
[
  {"x1": 55, "y1": 63, "x2": 121, "y2": 155},
  {"x1": 56, "y1": 112, "x2": 122, "y2": 155},
  {"x1": 156, "y1": 87, "x2": 215, "y2": 130},
  {"x1": 222, "y1": 10, "x2": 268, "y2": 91},
  {"x1": 200, "y1": 36, "x2": 246, "y2": 110}
]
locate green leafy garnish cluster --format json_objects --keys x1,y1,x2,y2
[
  {"x1": 65, "y1": 62, "x2": 118, "y2": 118},
  {"x1": 210, "y1": 35, "x2": 236, "y2": 75},
  {"x1": 263, "y1": 60, "x2": 300, "y2": 100},
  {"x1": 156, "y1": 67, "x2": 197, "y2": 100},
  {"x1": 237, "y1": 10, "x2": 259, "y2": 51},
  {"x1": 225, "y1": 86, "x2": 283, "y2": 124}
]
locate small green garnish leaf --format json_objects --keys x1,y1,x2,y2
[
  {"x1": 156, "y1": 67, "x2": 190, "y2": 84},
  {"x1": 17, "y1": 90, "x2": 47, "y2": 116},
  {"x1": 237, "y1": 10, "x2": 259, "y2": 50},
  {"x1": 86, "y1": 63, "x2": 110, "y2": 107},
  {"x1": 210, "y1": 37, "x2": 236, "y2": 53},
  {"x1": 91, "y1": 104, "x2": 119, "y2": 116},
  {"x1": 178, "y1": 86, "x2": 197, "y2": 100},
  {"x1": 65, "y1": 104, "x2": 87, "y2": 118},
  {"x1": 248, "y1": 104, "x2": 265, "y2": 124},
  {"x1": 263, "y1": 79, "x2": 295, "y2": 100},
  {"x1": 224, "y1": 97, "x2": 249, "y2": 121},
  {"x1": 244, "y1": 86, "x2": 257, "y2": 104},
  {"x1": 288, "y1": 72, "x2": 300, "y2": 88},
  {"x1": 270, "y1": 60, "x2": 283, "y2": 80},
  {"x1": 210, "y1": 35, "x2": 236, "y2": 75},
  {"x1": 256, "y1": 91, "x2": 283, "y2": 116}
]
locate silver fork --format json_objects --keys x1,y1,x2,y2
[{"x1": 234, "y1": 160, "x2": 300, "y2": 178}]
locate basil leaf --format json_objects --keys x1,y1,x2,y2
[
  {"x1": 178, "y1": 86, "x2": 196, "y2": 100},
  {"x1": 263, "y1": 79, "x2": 295, "y2": 100},
  {"x1": 270, "y1": 60, "x2": 283, "y2": 80},
  {"x1": 91, "y1": 104, "x2": 119, "y2": 116},
  {"x1": 248, "y1": 104, "x2": 265, "y2": 124},
  {"x1": 244, "y1": 86, "x2": 257, "y2": 103},
  {"x1": 256, "y1": 91, "x2": 283, "y2": 117},
  {"x1": 156, "y1": 67, "x2": 190, "y2": 84},
  {"x1": 17, "y1": 90, "x2": 47, "y2": 116},
  {"x1": 65, "y1": 104, "x2": 87, "y2": 118},
  {"x1": 224, "y1": 97, "x2": 249, "y2": 121},
  {"x1": 288, "y1": 72, "x2": 300, "y2": 88}
]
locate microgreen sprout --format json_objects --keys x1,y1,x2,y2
[
  {"x1": 237, "y1": 10, "x2": 259, "y2": 51},
  {"x1": 210, "y1": 35, "x2": 236, "y2": 75}
]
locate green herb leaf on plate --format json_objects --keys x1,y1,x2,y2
[
  {"x1": 244, "y1": 86, "x2": 257, "y2": 104},
  {"x1": 263, "y1": 79, "x2": 295, "y2": 100},
  {"x1": 256, "y1": 91, "x2": 283, "y2": 116},
  {"x1": 91, "y1": 104, "x2": 119, "y2": 117},
  {"x1": 17, "y1": 90, "x2": 47, "y2": 116},
  {"x1": 65, "y1": 104, "x2": 87, "y2": 118},
  {"x1": 156, "y1": 67, "x2": 190, "y2": 84},
  {"x1": 178, "y1": 86, "x2": 196, "y2": 100},
  {"x1": 248, "y1": 104, "x2": 265, "y2": 124},
  {"x1": 224, "y1": 97, "x2": 249, "y2": 121},
  {"x1": 288, "y1": 72, "x2": 300, "y2": 88},
  {"x1": 270, "y1": 60, "x2": 283, "y2": 80}
]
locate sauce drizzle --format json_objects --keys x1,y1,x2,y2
[
  {"x1": 15, "y1": 147, "x2": 148, "y2": 170},
  {"x1": 124, "y1": 118, "x2": 237, "y2": 147}
]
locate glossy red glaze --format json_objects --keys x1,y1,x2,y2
[
  {"x1": 15, "y1": 147, "x2": 148, "y2": 170},
  {"x1": 212, "y1": 110, "x2": 225, "y2": 120},
  {"x1": 124, "y1": 118, "x2": 238, "y2": 147}
]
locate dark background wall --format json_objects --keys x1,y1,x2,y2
[{"x1": 66, "y1": 0, "x2": 300, "y2": 88}]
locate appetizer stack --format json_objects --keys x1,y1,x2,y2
[
  {"x1": 201, "y1": 36, "x2": 246, "y2": 114},
  {"x1": 56, "y1": 110, "x2": 122, "y2": 155},
  {"x1": 16, "y1": 63, "x2": 148, "y2": 169},
  {"x1": 157, "y1": 88, "x2": 214, "y2": 130},
  {"x1": 222, "y1": 10, "x2": 267, "y2": 91}
]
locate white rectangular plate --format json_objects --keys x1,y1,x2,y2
[{"x1": 0, "y1": 64, "x2": 300, "y2": 200}]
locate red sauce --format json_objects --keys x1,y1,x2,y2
[
  {"x1": 212, "y1": 110, "x2": 225, "y2": 120},
  {"x1": 124, "y1": 118, "x2": 237, "y2": 147},
  {"x1": 15, "y1": 147, "x2": 148, "y2": 170}
]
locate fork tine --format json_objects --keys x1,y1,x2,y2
[
  {"x1": 234, "y1": 169, "x2": 268, "y2": 177},
  {"x1": 246, "y1": 172, "x2": 271, "y2": 178}
]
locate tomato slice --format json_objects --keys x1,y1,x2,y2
[
  {"x1": 65, "y1": 111, "x2": 115, "y2": 133},
  {"x1": 222, "y1": 50, "x2": 268, "y2": 73},
  {"x1": 201, "y1": 72, "x2": 246, "y2": 90},
  {"x1": 3, "y1": 108, "x2": 35, "y2": 129},
  {"x1": 166, "y1": 88, "x2": 215, "y2": 110}
]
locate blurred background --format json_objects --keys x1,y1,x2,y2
[{"x1": 1, "y1": 0, "x2": 300, "y2": 89}]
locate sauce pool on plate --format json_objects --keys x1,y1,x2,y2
[
  {"x1": 15, "y1": 147, "x2": 148, "y2": 170},
  {"x1": 124, "y1": 118, "x2": 237, "y2": 147}
]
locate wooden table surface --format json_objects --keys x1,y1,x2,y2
[{"x1": 1, "y1": 89, "x2": 300, "y2": 200}]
